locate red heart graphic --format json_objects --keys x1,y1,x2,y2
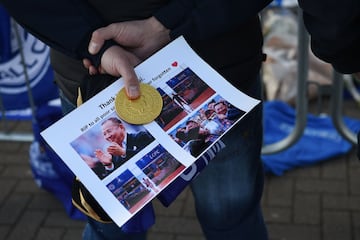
[{"x1": 172, "y1": 61, "x2": 178, "y2": 67}]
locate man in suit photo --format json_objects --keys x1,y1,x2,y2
[{"x1": 91, "y1": 117, "x2": 154, "y2": 179}]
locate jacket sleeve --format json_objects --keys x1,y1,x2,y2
[
  {"x1": 298, "y1": 0, "x2": 360, "y2": 74},
  {"x1": 154, "y1": 0, "x2": 272, "y2": 41},
  {"x1": 0, "y1": 0, "x2": 114, "y2": 65}
]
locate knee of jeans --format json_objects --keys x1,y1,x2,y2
[
  {"x1": 194, "y1": 188, "x2": 259, "y2": 229},
  {"x1": 193, "y1": 167, "x2": 265, "y2": 229}
]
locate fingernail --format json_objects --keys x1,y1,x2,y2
[
  {"x1": 89, "y1": 67, "x2": 96, "y2": 75},
  {"x1": 89, "y1": 42, "x2": 98, "y2": 54},
  {"x1": 127, "y1": 86, "x2": 140, "y2": 99}
]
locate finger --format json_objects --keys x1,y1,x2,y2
[
  {"x1": 116, "y1": 59, "x2": 141, "y2": 99},
  {"x1": 89, "y1": 66, "x2": 99, "y2": 75},
  {"x1": 89, "y1": 30, "x2": 106, "y2": 54},
  {"x1": 89, "y1": 24, "x2": 122, "y2": 54},
  {"x1": 98, "y1": 66, "x2": 106, "y2": 74},
  {"x1": 101, "y1": 46, "x2": 141, "y2": 99},
  {"x1": 83, "y1": 58, "x2": 91, "y2": 69},
  {"x1": 83, "y1": 58, "x2": 100, "y2": 75}
]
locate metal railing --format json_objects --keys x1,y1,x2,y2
[
  {"x1": 261, "y1": 11, "x2": 309, "y2": 154},
  {"x1": 261, "y1": 9, "x2": 358, "y2": 155}
]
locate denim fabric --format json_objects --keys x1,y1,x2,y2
[
  {"x1": 190, "y1": 78, "x2": 268, "y2": 240},
  {"x1": 59, "y1": 89, "x2": 77, "y2": 115},
  {"x1": 82, "y1": 218, "x2": 147, "y2": 240}
]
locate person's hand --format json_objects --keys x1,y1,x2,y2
[
  {"x1": 95, "y1": 149, "x2": 113, "y2": 166},
  {"x1": 106, "y1": 142, "x2": 126, "y2": 156},
  {"x1": 83, "y1": 45, "x2": 141, "y2": 99},
  {"x1": 83, "y1": 16, "x2": 170, "y2": 99},
  {"x1": 216, "y1": 113, "x2": 226, "y2": 119},
  {"x1": 80, "y1": 154, "x2": 98, "y2": 168},
  {"x1": 88, "y1": 16, "x2": 170, "y2": 60}
]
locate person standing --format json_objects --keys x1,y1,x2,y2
[{"x1": 0, "y1": 1, "x2": 272, "y2": 239}]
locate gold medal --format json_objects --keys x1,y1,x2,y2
[{"x1": 115, "y1": 83, "x2": 163, "y2": 124}]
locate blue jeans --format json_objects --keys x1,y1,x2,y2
[
  {"x1": 190, "y1": 97, "x2": 267, "y2": 240},
  {"x1": 59, "y1": 76, "x2": 267, "y2": 239}
]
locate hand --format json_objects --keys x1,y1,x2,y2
[
  {"x1": 83, "y1": 45, "x2": 141, "y2": 99},
  {"x1": 107, "y1": 142, "x2": 126, "y2": 156},
  {"x1": 83, "y1": 17, "x2": 170, "y2": 99},
  {"x1": 216, "y1": 113, "x2": 227, "y2": 120},
  {"x1": 88, "y1": 16, "x2": 170, "y2": 60},
  {"x1": 94, "y1": 149, "x2": 113, "y2": 166},
  {"x1": 80, "y1": 154, "x2": 98, "y2": 168}
]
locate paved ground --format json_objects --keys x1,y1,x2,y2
[{"x1": 1, "y1": 98, "x2": 359, "y2": 240}]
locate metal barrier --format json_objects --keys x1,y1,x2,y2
[
  {"x1": 261, "y1": 9, "x2": 358, "y2": 155},
  {"x1": 331, "y1": 71, "x2": 357, "y2": 144},
  {"x1": 261, "y1": 11, "x2": 309, "y2": 154}
]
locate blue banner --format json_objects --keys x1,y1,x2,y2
[
  {"x1": 0, "y1": 5, "x2": 59, "y2": 113},
  {"x1": 262, "y1": 101, "x2": 360, "y2": 176}
]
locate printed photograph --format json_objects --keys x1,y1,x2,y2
[
  {"x1": 155, "y1": 67, "x2": 215, "y2": 131},
  {"x1": 136, "y1": 145, "x2": 186, "y2": 189},
  {"x1": 107, "y1": 169, "x2": 155, "y2": 213},
  {"x1": 70, "y1": 113, "x2": 155, "y2": 180},
  {"x1": 169, "y1": 95, "x2": 246, "y2": 157}
]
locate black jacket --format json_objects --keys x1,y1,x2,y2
[
  {"x1": 298, "y1": 0, "x2": 360, "y2": 74},
  {"x1": 1, "y1": 0, "x2": 358, "y2": 74},
  {"x1": 0, "y1": 0, "x2": 271, "y2": 103},
  {"x1": 0, "y1": 0, "x2": 270, "y2": 67},
  {"x1": 2, "y1": 0, "x2": 359, "y2": 99}
]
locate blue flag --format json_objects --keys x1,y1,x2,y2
[
  {"x1": 0, "y1": 5, "x2": 59, "y2": 114},
  {"x1": 262, "y1": 101, "x2": 360, "y2": 176}
]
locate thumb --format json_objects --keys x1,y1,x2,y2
[
  {"x1": 88, "y1": 26, "x2": 117, "y2": 54},
  {"x1": 120, "y1": 66, "x2": 141, "y2": 100},
  {"x1": 113, "y1": 55, "x2": 141, "y2": 99},
  {"x1": 101, "y1": 46, "x2": 141, "y2": 99}
]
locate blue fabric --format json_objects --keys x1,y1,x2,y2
[
  {"x1": 0, "y1": 6, "x2": 59, "y2": 111},
  {"x1": 0, "y1": 6, "x2": 82, "y2": 220},
  {"x1": 30, "y1": 103, "x2": 86, "y2": 220},
  {"x1": 156, "y1": 140, "x2": 225, "y2": 207},
  {"x1": 0, "y1": 6, "x2": 11, "y2": 62},
  {"x1": 83, "y1": 217, "x2": 147, "y2": 240},
  {"x1": 119, "y1": 204, "x2": 155, "y2": 233},
  {"x1": 262, "y1": 101, "x2": 360, "y2": 176}
]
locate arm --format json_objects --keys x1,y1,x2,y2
[
  {"x1": 85, "y1": 0, "x2": 272, "y2": 92},
  {"x1": 87, "y1": 0, "x2": 272, "y2": 54},
  {"x1": 1, "y1": 0, "x2": 141, "y2": 98},
  {"x1": 154, "y1": 0, "x2": 272, "y2": 41},
  {"x1": 298, "y1": 0, "x2": 360, "y2": 74}
]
